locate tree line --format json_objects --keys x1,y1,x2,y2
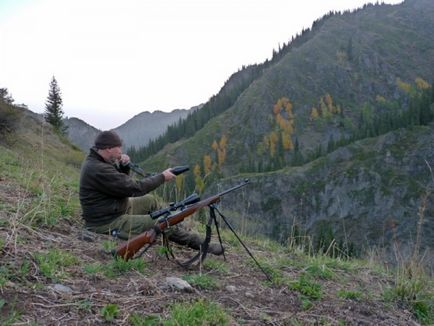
[{"x1": 243, "y1": 79, "x2": 434, "y2": 174}]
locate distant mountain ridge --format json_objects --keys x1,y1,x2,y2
[
  {"x1": 114, "y1": 107, "x2": 198, "y2": 150},
  {"x1": 64, "y1": 117, "x2": 100, "y2": 151},
  {"x1": 65, "y1": 106, "x2": 197, "y2": 151}
]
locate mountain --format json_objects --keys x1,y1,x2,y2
[
  {"x1": 64, "y1": 117, "x2": 100, "y2": 152},
  {"x1": 114, "y1": 107, "x2": 197, "y2": 150},
  {"x1": 65, "y1": 107, "x2": 196, "y2": 152},
  {"x1": 140, "y1": 0, "x2": 434, "y2": 261}
]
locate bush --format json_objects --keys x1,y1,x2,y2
[{"x1": 0, "y1": 101, "x2": 21, "y2": 137}]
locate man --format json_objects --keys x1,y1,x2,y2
[{"x1": 79, "y1": 130, "x2": 223, "y2": 255}]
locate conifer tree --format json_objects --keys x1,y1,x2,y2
[
  {"x1": 44, "y1": 76, "x2": 67, "y2": 134},
  {"x1": 0, "y1": 88, "x2": 14, "y2": 104}
]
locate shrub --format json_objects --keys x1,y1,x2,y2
[{"x1": 0, "y1": 102, "x2": 21, "y2": 138}]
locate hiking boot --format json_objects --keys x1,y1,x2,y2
[
  {"x1": 206, "y1": 243, "x2": 224, "y2": 256},
  {"x1": 166, "y1": 226, "x2": 203, "y2": 249}
]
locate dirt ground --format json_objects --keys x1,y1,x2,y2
[{"x1": 0, "y1": 180, "x2": 421, "y2": 325}]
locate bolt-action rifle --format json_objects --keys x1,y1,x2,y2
[
  {"x1": 126, "y1": 163, "x2": 190, "y2": 178},
  {"x1": 115, "y1": 180, "x2": 249, "y2": 260}
]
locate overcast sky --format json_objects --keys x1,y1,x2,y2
[{"x1": 0, "y1": 0, "x2": 403, "y2": 130}]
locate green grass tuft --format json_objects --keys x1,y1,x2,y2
[
  {"x1": 164, "y1": 299, "x2": 229, "y2": 326},
  {"x1": 33, "y1": 248, "x2": 78, "y2": 281},
  {"x1": 182, "y1": 274, "x2": 219, "y2": 290}
]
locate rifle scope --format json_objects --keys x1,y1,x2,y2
[{"x1": 150, "y1": 192, "x2": 200, "y2": 220}]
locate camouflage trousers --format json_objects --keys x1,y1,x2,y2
[{"x1": 86, "y1": 194, "x2": 203, "y2": 248}]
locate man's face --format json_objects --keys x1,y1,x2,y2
[{"x1": 106, "y1": 146, "x2": 122, "y2": 164}]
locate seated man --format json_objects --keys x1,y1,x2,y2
[{"x1": 79, "y1": 130, "x2": 222, "y2": 255}]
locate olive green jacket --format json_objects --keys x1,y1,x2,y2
[{"x1": 79, "y1": 148, "x2": 164, "y2": 226}]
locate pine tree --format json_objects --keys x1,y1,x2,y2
[
  {"x1": 0, "y1": 88, "x2": 14, "y2": 104},
  {"x1": 44, "y1": 76, "x2": 67, "y2": 134}
]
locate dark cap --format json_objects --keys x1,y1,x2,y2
[{"x1": 94, "y1": 130, "x2": 122, "y2": 149}]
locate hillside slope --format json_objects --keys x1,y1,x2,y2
[
  {"x1": 207, "y1": 124, "x2": 434, "y2": 263},
  {"x1": 141, "y1": 0, "x2": 434, "y2": 258},
  {"x1": 145, "y1": 0, "x2": 434, "y2": 172},
  {"x1": 1, "y1": 104, "x2": 432, "y2": 324},
  {"x1": 64, "y1": 117, "x2": 100, "y2": 152}
]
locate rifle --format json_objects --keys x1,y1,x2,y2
[
  {"x1": 115, "y1": 179, "x2": 249, "y2": 260},
  {"x1": 126, "y1": 163, "x2": 190, "y2": 178}
]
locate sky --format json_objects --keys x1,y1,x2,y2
[{"x1": 0, "y1": 0, "x2": 403, "y2": 130}]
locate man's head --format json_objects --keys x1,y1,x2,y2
[{"x1": 94, "y1": 130, "x2": 123, "y2": 163}]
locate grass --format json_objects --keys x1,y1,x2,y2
[
  {"x1": 337, "y1": 289, "x2": 363, "y2": 300},
  {"x1": 34, "y1": 248, "x2": 78, "y2": 281},
  {"x1": 100, "y1": 303, "x2": 119, "y2": 321},
  {"x1": 164, "y1": 299, "x2": 230, "y2": 326},
  {"x1": 129, "y1": 313, "x2": 161, "y2": 326},
  {"x1": 129, "y1": 299, "x2": 230, "y2": 326},
  {"x1": 203, "y1": 257, "x2": 229, "y2": 274},
  {"x1": 383, "y1": 259, "x2": 434, "y2": 324},
  {"x1": 182, "y1": 274, "x2": 219, "y2": 290},
  {"x1": 288, "y1": 273, "x2": 323, "y2": 300}
]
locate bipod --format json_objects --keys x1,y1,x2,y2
[
  {"x1": 210, "y1": 204, "x2": 273, "y2": 282},
  {"x1": 159, "y1": 204, "x2": 226, "y2": 268},
  {"x1": 208, "y1": 204, "x2": 226, "y2": 261}
]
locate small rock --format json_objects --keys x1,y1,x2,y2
[
  {"x1": 79, "y1": 230, "x2": 96, "y2": 242},
  {"x1": 162, "y1": 277, "x2": 193, "y2": 292},
  {"x1": 5, "y1": 281, "x2": 16, "y2": 288},
  {"x1": 49, "y1": 284, "x2": 73, "y2": 294},
  {"x1": 226, "y1": 285, "x2": 236, "y2": 293},
  {"x1": 245, "y1": 291, "x2": 255, "y2": 298}
]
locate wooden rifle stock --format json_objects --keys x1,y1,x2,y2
[{"x1": 115, "y1": 180, "x2": 249, "y2": 260}]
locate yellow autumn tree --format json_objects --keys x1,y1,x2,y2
[
  {"x1": 213, "y1": 134, "x2": 227, "y2": 168},
  {"x1": 310, "y1": 107, "x2": 319, "y2": 120},
  {"x1": 281, "y1": 97, "x2": 290, "y2": 107},
  {"x1": 193, "y1": 163, "x2": 201, "y2": 178},
  {"x1": 267, "y1": 97, "x2": 295, "y2": 153},
  {"x1": 415, "y1": 77, "x2": 430, "y2": 90},
  {"x1": 273, "y1": 99, "x2": 281, "y2": 115},
  {"x1": 324, "y1": 94, "x2": 333, "y2": 112},
  {"x1": 175, "y1": 174, "x2": 185, "y2": 200},
  {"x1": 203, "y1": 154, "x2": 212, "y2": 175},
  {"x1": 319, "y1": 97, "x2": 332, "y2": 118},
  {"x1": 284, "y1": 99, "x2": 293, "y2": 118},
  {"x1": 211, "y1": 140, "x2": 218, "y2": 151},
  {"x1": 217, "y1": 149, "x2": 226, "y2": 168},
  {"x1": 193, "y1": 163, "x2": 205, "y2": 194},
  {"x1": 269, "y1": 131, "x2": 279, "y2": 157},
  {"x1": 275, "y1": 113, "x2": 289, "y2": 130},
  {"x1": 281, "y1": 131, "x2": 294, "y2": 150},
  {"x1": 397, "y1": 78, "x2": 412, "y2": 93},
  {"x1": 219, "y1": 134, "x2": 228, "y2": 150}
]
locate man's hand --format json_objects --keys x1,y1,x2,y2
[
  {"x1": 162, "y1": 168, "x2": 176, "y2": 181},
  {"x1": 120, "y1": 154, "x2": 130, "y2": 165}
]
